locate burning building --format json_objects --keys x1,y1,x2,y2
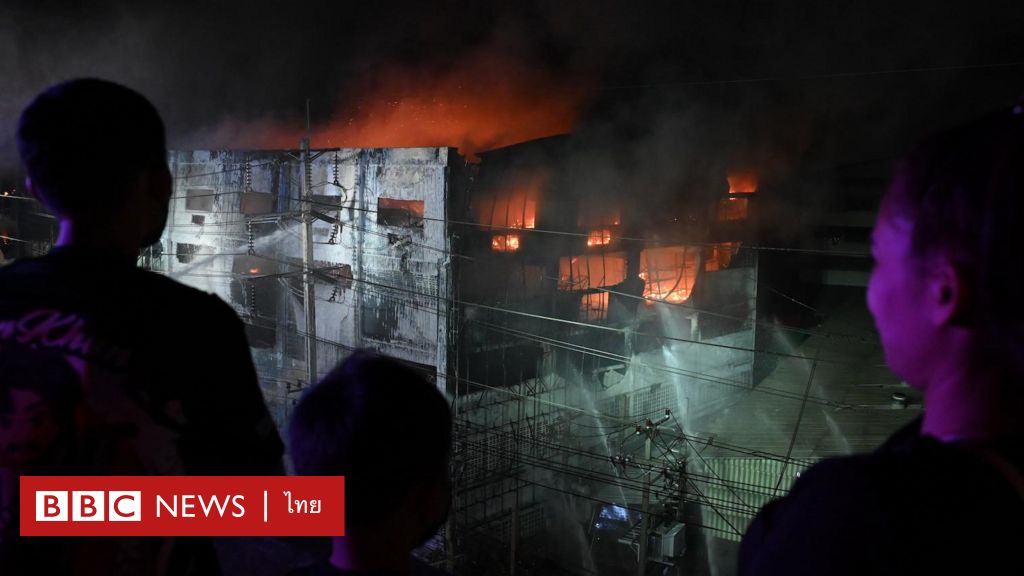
[
  {"x1": 149, "y1": 134, "x2": 776, "y2": 573},
  {"x1": 446, "y1": 137, "x2": 773, "y2": 574}
]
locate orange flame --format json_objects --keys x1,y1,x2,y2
[
  {"x1": 727, "y1": 172, "x2": 758, "y2": 194},
  {"x1": 189, "y1": 55, "x2": 587, "y2": 161},
  {"x1": 640, "y1": 246, "x2": 698, "y2": 304},
  {"x1": 586, "y1": 229, "x2": 612, "y2": 247},
  {"x1": 474, "y1": 173, "x2": 545, "y2": 230},
  {"x1": 491, "y1": 234, "x2": 520, "y2": 252},
  {"x1": 704, "y1": 242, "x2": 741, "y2": 271},
  {"x1": 580, "y1": 292, "x2": 609, "y2": 321},
  {"x1": 559, "y1": 253, "x2": 627, "y2": 290}
]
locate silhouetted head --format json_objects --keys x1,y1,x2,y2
[
  {"x1": 868, "y1": 103, "x2": 1024, "y2": 389},
  {"x1": 17, "y1": 78, "x2": 172, "y2": 248},
  {"x1": 289, "y1": 350, "x2": 452, "y2": 545}
]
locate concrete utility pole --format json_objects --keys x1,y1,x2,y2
[
  {"x1": 301, "y1": 98, "x2": 317, "y2": 386},
  {"x1": 638, "y1": 421, "x2": 652, "y2": 576}
]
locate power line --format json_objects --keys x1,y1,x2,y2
[
  {"x1": 157, "y1": 210, "x2": 869, "y2": 340},
  {"x1": 3, "y1": 234, "x2": 891, "y2": 411},
  {"x1": 458, "y1": 430, "x2": 773, "y2": 534},
  {"x1": 170, "y1": 159, "x2": 280, "y2": 181},
  {"x1": 458, "y1": 433, "x2": 767, "y2": 517},
  {"x1": 157, "y1": 214, "x2": 879, "y2": 345},
  {"x1": 186, "y1": 253, "x2": 878, "y2": 371},
  {"x1": 164, "y1": 188, "x2": 871, "y2": 257},
  {"x1": 154, "y1": 248, "x2": 897, "y2": 418},
  {"x1": 468, "y1": 319, "x2": 856, "y2": 410},
  {"x1": 161, "y1": 246, "x2": 892, "y2": 406},
  {"x1": 460, "y1": 419, "x2": 804, "y2": 497}
]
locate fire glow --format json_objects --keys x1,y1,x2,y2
[
  {"x1": 586, "y1": 229, "x2": 612, "y2": 247},
  {"x1": 492, "y1": 234, "x2": 520, "y2": 252},
  {"x1": 190, "y1": 55, "x2": 587, "y2": 161},
  {"x1": 727, "y1": 172, "x2": 758, "y2": 194},
  {"x1": 580, "y1": 292, "x2": 609, "y2": 321},
  {"x1": 477, "y1": 173, "x2": 545, "y2": 251},
  {"x1": 640, "y1": 246, "x2": 698, "y2": 304},
  {"x1": 559, "y1": 253, "x2": 627, "y2": 290},
  {"x1": 476, "y1": 188, "x2": 539, "y2": 231}
]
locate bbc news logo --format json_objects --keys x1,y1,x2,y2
[
  {"x1": 36, "y1": 491, "x2": 142, "y2": 522},
  {"x1": 21, "y1": 476, "x2": 344, "y2": 537}
]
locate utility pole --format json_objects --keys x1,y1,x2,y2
[
  {"x1": 637, "y1": 421, "x2": 652, "y2": 576},
  {"x1": 301, "y1": 98, "x2": 317, "y2": 386}
]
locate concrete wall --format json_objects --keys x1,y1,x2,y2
[{"x1": 160, "y1": 147, "x2": 452, "y2": 425}]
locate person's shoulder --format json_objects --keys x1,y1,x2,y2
[
  {"x1": 744, "y1": 454, "x2": 895, "y2": 538},
  {"x1": 787, "y1": 453, "x2": 880, "y2": 496},
  {"x1": 135, "y1": 269, "x2": 241, "y2": 321},
  {"x1": 739, "y1": 455, "x2": 901, "y2": 575}
]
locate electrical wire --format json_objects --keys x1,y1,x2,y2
[{"x1": 165, "y1": 187, "x2": 872, "y2": 257}]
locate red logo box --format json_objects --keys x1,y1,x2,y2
[{"x1": 21, "y1": 476, "x2": 344, "y2": 536}]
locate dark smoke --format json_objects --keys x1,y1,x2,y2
[{"x1": 1, "y1": 0, "x2": 1022, "y2": 195}]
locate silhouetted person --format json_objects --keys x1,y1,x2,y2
[
  {"x1": 0, "y1": 78, "x2": 284, "y2": 575},
  {"x1": 739, "y1": 107, "x2": 1024, "y2": 574},
  {"x1": 288, "y1": 351, "x2": 452, "y2": 576}
]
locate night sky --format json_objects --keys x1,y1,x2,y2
[{"x1": 2, "y1": 0, "x2": 1022, "y2": 176}]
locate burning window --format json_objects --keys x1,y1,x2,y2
[
  {"x1": 727, "y1": 172, "x2": 758, "y2": 194},
  {"x1": 185, "y1": 188, "x2": 215, "y2": 211},
  {"x1": 717, "y1": 197, "x2": 748, "y2": 221},
  {"x1": 704, "y1": 242, "x2": 741, "y2": 271},
  {"x1": 586, "y1": 229, "x2": 612, "y2": 247},
  {"x1": 639, "y1": 246, "x2": 698, "y2": 304},
  {"x1": 474, "y1": 173, "x2": 545, "y2": 230},
  {"x1": 580, "y1": 292, "x2": 609, "y2": 321},
  {"x1": 559, "y1": 252, "x2": 627, "y2": 290},
  {"x1": 377, "y1": 198, "x2": 424, "y2": 228},
  {"x1": 491, "y1": 234, "x2": 520, "y2": 252},
  {"x1": 475, "y1": 193, "x2": 537, "y2": 230}
]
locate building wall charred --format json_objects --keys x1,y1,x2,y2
[
  {"x1": 447, "y1": 137, "x2": 767, "y2": 573},
  {"x1": 157, "y1": 147, "x2": 457, "y2": 425}
]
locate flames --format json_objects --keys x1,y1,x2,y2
[
  {"x1": 727, "y1": 172, "x2": 758, "y2": 194},
  {"x1": 476, "y1": 172, "x2": 546, "y2": 252},
  {"x1": 640, "y1": 246, "x2": 698, "y2": 304},
  {"x1": 705, "y1": 242, "x2": 741, "y2": 271},
  {"x1": 475, "y1": 185, "x2": 540, "y2": 230},
  {"x1": 559, "y1": 253, "x2": 627, "y2": 290},
  {"x1": 580, "y1": 292, "x2": 609, "y2": 321},
  {"x1": 189, "y1": 55, "x2": 587, "y2": 161},
  {"x1": 586, "y1": 229, "x2": 612, "y2": 247},
  {"x1": 491, "y1": 234, "x2": 521, "y2": 252}
]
